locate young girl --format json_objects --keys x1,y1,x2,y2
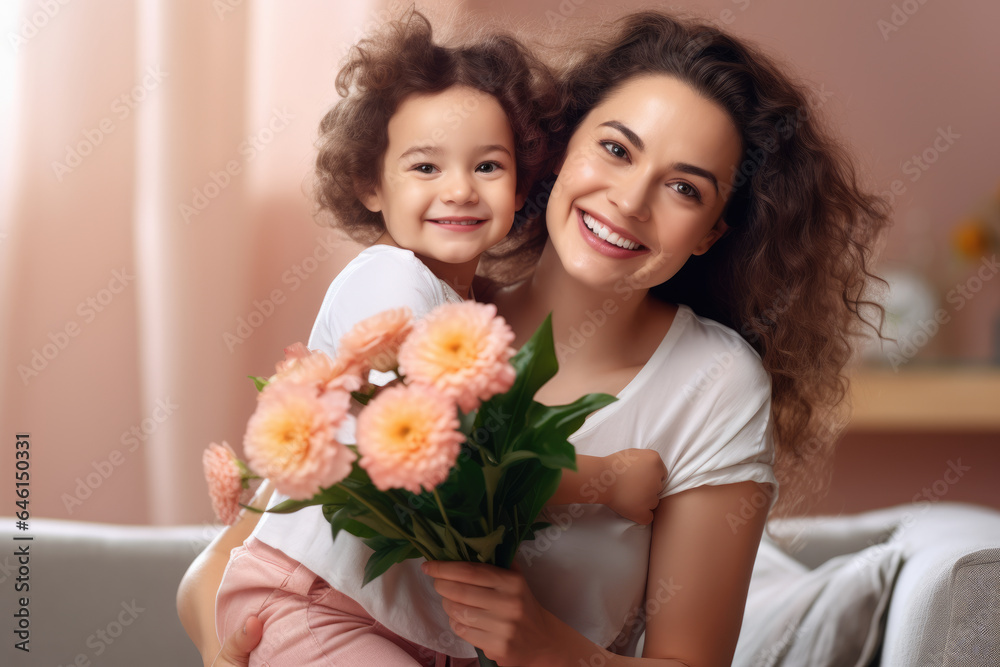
[{"x1": 211, "y1": 11, "x2": 666, "y2": 666}]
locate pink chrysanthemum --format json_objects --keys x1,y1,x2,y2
[
  {"x1": 203, "y1": 442, "x2": 245, "y2": 526},
  {"x1": 339, "y1": 307, "x2": 414, "y2": 373},
  {"x1": 355, "y1": 384, "x2": 464, "y2": 494},
  {"x1": 272, "y1": 343, "x2": 364, "y2": 395},
  {"x1": 243, "y1": 381, "x2": 355, "y2": 500},
  {"x1": 398, "y1": 301, "x2": 516, "y2": 413}
]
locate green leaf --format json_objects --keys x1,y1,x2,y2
[
  {"x1": 459, "y1": 526, "x2": 506, "y2": 564},
  {"x1": 431, "y1": 447, "x2": 486, "y2": 519},
  {"x1": 326, "y1": 505, "x2": 381, "y2": 541},
  {"x1": 266, "y1": 484, "x2": 352, "y2": 514},
  {"x1": 426, "y1": 521, "x2": 464, "y2": 561},
  {"x1": 521, "y1": 393, "x2": 618, "y2": 456},
  {"x1": 248, "y1": 375, "x2": 269, "y2": 392},
  {"x1": 476, "y1": 314, "x2": 559, "y2": 461},
  {"x1": 362, "y1": 539, "x2": 420, "y2": 586},
  {"x1": 350, "y1": 390, "x2": 371, "y2": 406}
]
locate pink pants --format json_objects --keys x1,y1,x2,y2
[{"x1": 217, "y1": 536, "x2": 480, "y2": 667}]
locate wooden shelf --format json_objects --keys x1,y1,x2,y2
[{"x1": 847, "y1": 367, "x2": 1000, "y2": 431}]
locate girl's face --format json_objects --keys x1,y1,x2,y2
[
  {"x1": 546, "y1": 74, "x2": 742, "y2": 293},
  {"x1": 363, "y1": 86, "x2": 523, "y2": 267}
]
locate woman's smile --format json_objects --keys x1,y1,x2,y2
[{"x1": 576, "y1": 207, "x2": 650, "y2": 257}]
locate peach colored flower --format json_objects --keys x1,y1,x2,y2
[
  {"x1": 244, "y1": 381, "x2": 356, "y2": 500},
  {"x1": 339, "y1": 307, "x2": 414, "y2": 373},
  {"x1": 272, "y1": 344, "x2": 364, "y2": 396},
  {"x1": 203, "y1": 442, "x2": 245, "y2": 526},
  {"x1": 355, "y1": 384, "x2": 464, "y2": 494},
  {"x1": 398, "y1": 301, "x2": 516, "y2": 412},
  {"x1": 275, "y1": 342, "x2": 312, "y2": 375}
]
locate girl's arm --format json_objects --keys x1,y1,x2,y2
[
  {"x1": 177, "y1": 480, "x2": 272, "y2": 667},
  {"x1": 424, "y1": 479, "x2": 773, "y2": 667},
  {"x1": 546, "y1": 450, "x2": 667, "y2": 525}
]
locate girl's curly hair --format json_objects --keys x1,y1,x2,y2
[
  {"x1": 543, "y1": 12, "x2": 892, "y2": 519},
  {"x1": 313, "y1": 9, "x2": 559, "y2": 280}
]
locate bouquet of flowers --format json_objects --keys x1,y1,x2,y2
[{"x1": 203, "y1": 301, "x2": 616, "y2": 666}]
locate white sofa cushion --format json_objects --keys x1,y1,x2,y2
[{"x1": 732, "y1": 532, "x2": 903, "y2": 667}]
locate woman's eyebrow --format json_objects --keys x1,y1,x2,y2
[
  {"x1": 674, "y1": 163, "x2": 720, "y2": 196},
  {"x1": 599, "y1": 121, "x2": 645, "y2": 151},
  {"x1": 600, "y1": 120, "x2": 720, "y2": 195}
]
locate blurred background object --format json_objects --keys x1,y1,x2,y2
[{"x1": 0, "y1": 0, "x2": 997, "y2": 528}]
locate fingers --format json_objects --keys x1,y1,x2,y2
[
  {"x1": 211, "y1": 616, "x2": 262, "y2": 667},
  {"x1": 421, "y1": 560, "x2": 510, "y2": 587}
]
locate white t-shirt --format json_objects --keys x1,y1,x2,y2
[{"x1": 252, "y1": 245, "x2": 778, "y2": 659}]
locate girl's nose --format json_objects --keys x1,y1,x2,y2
[{"x1": 441, "y1": 172, "x2": 478, "y2": 205}]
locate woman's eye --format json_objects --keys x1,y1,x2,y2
[
  {"x1": 672, "y1": 182, "x2": 702, "y2": 201},
  {"x1": 601, "y1": 141, "x2": 628, "y2": 160},
  {"x1": 413, "y1": 164, "x2": 438, "y2": 174},
  {"x1": 476, "y1": 161, "x2": 501, "y2": 174}
]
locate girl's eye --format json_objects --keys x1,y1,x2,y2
[
  {"x1": 413, "y1": 164, "x2": 438, "y2": 174},
  {"x1": 476, "y1": 161, "x2": 502, "y2": 174},
  {"x1": 601, "y1": 141, "x2": 629, "y2": 160},
  {"x1": 672, "y1": 182, "x2": 702, "y2": 201}
]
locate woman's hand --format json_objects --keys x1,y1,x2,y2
[
  {"x1": 603, "y1": 448, "x2": 666, "y2": 525},
  {"x1": 210, "y1": 616, "x2": 262, "y2": 666},
  {"x1": 421, "y1": 560, "x2": 588, "y2": 667}
]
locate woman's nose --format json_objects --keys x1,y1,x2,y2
[
  {"x1": 441, "y1": 172, "x2": 478, "y2": 205},
  {"x1": 607, "y1": 177, "x2": 651, "y2": 222}
]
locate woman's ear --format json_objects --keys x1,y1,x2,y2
[{"x1": 692, "y1": 218, "x2": 730, "y2": 256}]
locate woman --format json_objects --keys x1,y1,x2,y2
[{"x1": 180, "y1": 10, "x2": 888, "y2": 666}]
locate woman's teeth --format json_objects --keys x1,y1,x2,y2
[{"x1": 581, "y1": 212, "x2": 642, "y2": 251}]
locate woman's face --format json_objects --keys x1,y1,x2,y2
[{"x1": 546, "y1": 74, "x2": 742, "y2": 293}]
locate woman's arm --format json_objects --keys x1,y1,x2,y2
[
  {"x1": 424, "y1": 479, "x2": 772, "y2": 667},
  {"x1": 177, "y1": 480, "x2": 273, "y2": 667},
  {"x1": 626, "y1": 479, "x2": 774, "y2": 666}
]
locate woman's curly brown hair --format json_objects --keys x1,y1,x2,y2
[
  {"x1": 313, "y1": 8, "x2": 559, "y2": 277},
  {"x1": 541, "y1": 12, "x2": 892, "y2": 519}
]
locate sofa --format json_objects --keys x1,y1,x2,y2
[{"x1": 1, "y1": 501, "x2": 997, "y2": 666}]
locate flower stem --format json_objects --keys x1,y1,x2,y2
[
  {"x1": 432, "y1": 488, "x2": 470, "y2": 561},
  {"x1": 339, "y1": 486, "x2": 435, "y2": 562}
]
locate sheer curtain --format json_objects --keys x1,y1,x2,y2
[{"x1": 0, "y1": 0, "x2": 422, "y2": 524}]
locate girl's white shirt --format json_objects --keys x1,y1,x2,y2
[{"x1": 249, "y1": 243, "x2": 778, "y2": 659}]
